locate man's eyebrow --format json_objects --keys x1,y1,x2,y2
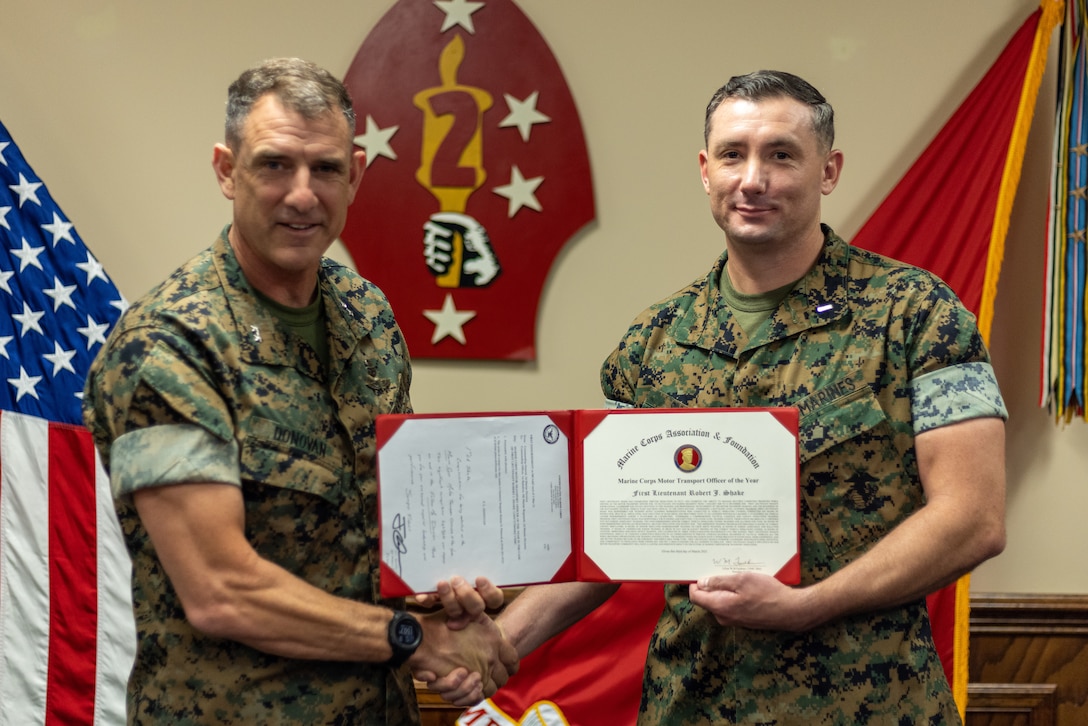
[
  {"x1": 709, "y1": 138, "x2": 742, "y2": 152},
  {"x1": 249, "y1": 149, "x2": 348, "y2": 170},
  {"x1": 312, "y1": 155, "x2": 348, "y2": 170},
  {"x1": 250, "y1": 149, "x2": 288, "y2": 163},
  {"x1": 711, "y1": 134, "x2": 803, "y2": 148},
  {"x1": 760, "y1": 134, "x2": 805, "y2": 150}
]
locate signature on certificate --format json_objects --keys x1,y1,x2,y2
[
  {"x1": 391, "y1": 513, "x2": 408, "y2": 571},
  {"x1": 711, "y1": 556, "x2": 763, "y2": 571}
]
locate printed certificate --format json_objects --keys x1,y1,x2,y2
[
  {"x1": 575, "y1": 408, "x2": 799, "y2": 585},
  {"x1": 376, "y1": 408, "x2": 799, "y2": 596}
]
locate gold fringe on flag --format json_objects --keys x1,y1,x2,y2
[{"x1": 979, "y1": 0, "x2": 1065, "y2": 341}]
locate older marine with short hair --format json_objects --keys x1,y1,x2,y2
[{"x1": 84, "y1": 57, "x2": 515, "y2": 725}]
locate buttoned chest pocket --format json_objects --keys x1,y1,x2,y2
[
  {"x1": 241, "y1": 437, "x2": 373, "y2": 590},
  {"x1": 796, "y1": 385, "x2": 918, "y2": 562},
  {"x1": 236, "y1": 418, "x2": 364, "y2": 572},
  {"x1": 238, "y1": 415, "x2": 344, "y2": 500}
]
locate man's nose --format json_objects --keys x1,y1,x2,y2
[
  {"x1": 740, "y1": 159, "x2": 767, "y2": 192},
  {"x1": 285, "y1": 169, "x2": 319, "y2": 211}
]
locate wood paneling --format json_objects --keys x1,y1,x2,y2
[
  {"x1": 968, "y1": 594, "x2": 1088, "y2": 726},
  {"x1": 966, "y1": 683, "x2": 1057, "y2": 726},
  {"x1": 416, "y1": 682, "x2": 464, "y2": 726}
]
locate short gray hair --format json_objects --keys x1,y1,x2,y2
[{"x1": 224, "y1": 57, "x2": 355, "y2": 149}]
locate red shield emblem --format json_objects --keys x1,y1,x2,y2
[{"x1": 341, "y1": 0, "x2": 595, "y2": 360}]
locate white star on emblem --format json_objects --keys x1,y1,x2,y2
[
  {"x1": 8, "y1": 366, "x2": 42, "y2": 402},
  {"x1": 76, "y1": 251, "x2": 109, "y2": 285},
  {"x1": 44, "y1": 341, "x2": 78, "y2": 376},
  {"x1": 0, "y1": 206, "x2": 11, "y2": 231},
  {"x1": 78, "y1": 314, "x2": 111, "y2": 349},
  {"x1": 13, "y1": 301, "x2": 45, "y2": 337},
  {"x1": 423, "y1": 293, "x2": 476, "y2": 344},
  {"x1": 41, "y1": 212, "x2": 75, "y2": 246},
  {"x1": 0, "y1": 335, "x2": 13, "y2": 359},
  {"x1": 8, "y1": 172, "x2": 43, "y2": 208},
  {"x1": 111, "y1": 297, "x2": 130, "y2": 315},
  {"x1": 43, "y1": 276, "x2": 78, "y2": 311},
  {"x1": 0, "y1": 141, "x2": 9, "y2": 165},
  {"x1": 499, "y1": 91, "x2": 551, "y2": 142},
  {"x1": 493, "y1": 165, "x2": 544, "y2": 217},
  {"x1": 434, "y1": 0, "x2": 485, "y2": 33},
  {"x1": 12, "y1": 236, "x2": 46, "y2": 272},
  {"x1": 354, "y1": 115, "x2": 399, "y2": 168},
  {"x1": 0, "y1": 268, "x2": 13, "y2": 295}
]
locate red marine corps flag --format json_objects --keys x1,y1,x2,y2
[{"x1": 341, "y1": 0, "x2": 595, "y2": 360}]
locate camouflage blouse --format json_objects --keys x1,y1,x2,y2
[
  {"x1": 602, "y1": 226, "x2": 1006, "y2": 725},
  {"x1": 83, "y1": 229, "x2": 417, "y2": 725}
]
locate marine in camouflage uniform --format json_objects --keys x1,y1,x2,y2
[
  {"x1": 83, "y1": 228, "x2": 418, "y2": 724},
  {"x1": 601, "y1": 226, "x2": 1007, "y2": 724}
]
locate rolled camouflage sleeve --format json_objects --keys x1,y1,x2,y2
[
  {"x1": 85, "y1": 323, "x2": 238, "y2": 496},
  {"x1": 902, "y1": 282, "x2": 1007, "y2": 432},
  {"x1": 911, "y1": 361, "x2": 1008, "y2": 433},
  {"x1": 110, "y1": 424, "x2": 241, "y2": 497}
]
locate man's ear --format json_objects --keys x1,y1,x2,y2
[
  {"x1": 821, "y1": 148, "x2": 844, "y2": 196},
  {"x1": 212, "y1": 143, "x2": 236, "y2": 200},
  {"x1": 347, "y1": 148, "x2": 366, "y2": 202},
  {"x1": 698, "y1": 149, "x2": 711, "y2": 194}
]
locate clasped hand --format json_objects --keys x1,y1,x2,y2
[
  {"x1": 410, "y1": 576, "x2": 518, "y2": 706},
  {"x1": 689, "y1": 572, "x2": 820, "y2": 632}
]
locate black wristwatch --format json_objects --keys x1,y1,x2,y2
[{"x1": 386, "y1": 610, "x2": 423, "y2": 667}]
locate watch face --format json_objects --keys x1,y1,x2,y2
[{"x1": 393, "y1": 616, "x2": 422, "y2": 648}]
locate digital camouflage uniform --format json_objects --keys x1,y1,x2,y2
[
  {"x1": 601, "y1": 226, "x2": 1007, "y2": 725},
  {"x1": 83, "y1": 228, "x2": 418, "y2": 725}
]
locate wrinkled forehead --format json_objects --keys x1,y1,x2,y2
[
  {"x1": 231, "y1": 91, "x2": 353, "y2": 149},
  {"x1": 237, "y1": 94, "x2": 354, "y2": 150}
]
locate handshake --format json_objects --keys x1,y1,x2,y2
[{"x1": 406, "y1": 576, "x2": 519, "y2": 707}]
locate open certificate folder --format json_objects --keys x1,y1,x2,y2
[{"x1": 376, "y1": 408, "x2": 800, "y2": 597}]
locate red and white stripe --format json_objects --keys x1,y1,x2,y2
[{"x1": 0, "y1": 410, "x2": 134, "y2": 726}]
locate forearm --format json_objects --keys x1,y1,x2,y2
[
  {"x1": 179, "y1": 547, "x2": 399, "y2": 662},
  {"x1": 691, "y1": 503, "x2": 1005, "y2": 634},
  {"x1": 207, "y1": 566, "x2": 516, "y2": 704},
  {"x1": 802, "y1": 500, "x2": 1003, "y2": 626},
  {"x1": 691, "y1": 417, "x2": 1006, "y2": 632},
  {"x1": 135, "y1": 482, "x2": 400, "y2": 663},
  {"x1": 799, "y1": 417, "x2": 1007, "y2": 626},
  {"x1": 497, "y1": 582, "x2": 618, "y2": 658}
]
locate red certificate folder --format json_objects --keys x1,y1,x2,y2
[{"x1": 377, "y1": 408, "x2": 799, "y2": 597}]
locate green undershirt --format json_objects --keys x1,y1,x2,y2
[
  {"x1": 254, "y1": 288, "x2": 330, "y2": 370},
  {"x1": 719, "y1": 265, "x2": 798, "y2": 338}
]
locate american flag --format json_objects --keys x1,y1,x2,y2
[
  {"x1": 0, "y1": 120, "x2": 127, "y2": 424},
  {"x1": 0, "y1": 119, "x2": 135, "y2": 724}
]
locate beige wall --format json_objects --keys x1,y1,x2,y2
[{"x1": 3, "y1": 0, "x2": 1084, "y2": 593}]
